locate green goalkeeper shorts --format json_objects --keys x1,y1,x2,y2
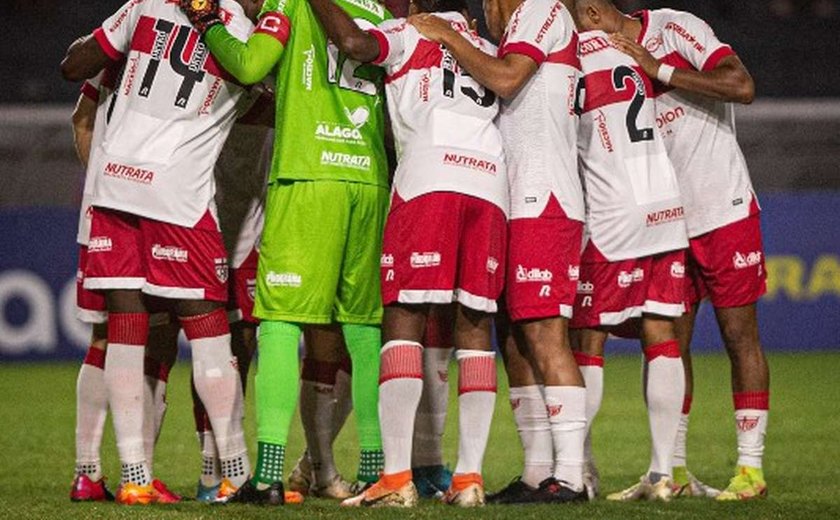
[{"x1": 254, "y1": 179, "x2": 389, "y2": 325}]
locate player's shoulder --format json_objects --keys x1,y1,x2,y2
[
  {"x1": 335, "y1": 0, "x2": 391, "y2": 22},
  {"x1": 517, "y1": 0, "x2": 571, "y2": 21},
  {"x1": 218, "y1": 0, "x2": 254, "y2": 38},
  {"x1": 649, "y1": 8, "x2": 710, "y2": 32}
]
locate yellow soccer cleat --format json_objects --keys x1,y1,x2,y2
[
  {"x1": 716, "y1": 466, "x2": 767, "y2": 501},
  {"x1": 607, "y1": 474, "x2": 673, "y2": 502},
  {"x1": 115, "y1": 483, "x2": 157, "y2": 505}
]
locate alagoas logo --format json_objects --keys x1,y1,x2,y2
[
  {"x1": 315, "y1": 107, "x2": 370, "y2": 145},
  {"x1": 266, "y1": 271, "x2": 302, "y2": 287},
  {"x1": 104, "y1": 162, "x2": 154, "y2": 184},
  {"x1": 411, "y1": 252, "x2": 441, "y2": 268},
  {"x1": 618, "y1": 268, "x2": 644, "y2": 288},
  {"x1": 736, "y1": 415, "x2": 760, "y2": 432},
  {"x1": 671, "y1": 261, "x2": 685, "y2": 278},
  {"x1": 320, "y1": 151, "x2": 371, "y2": 171},
  {"x1": 516, "y1": 265, "x2": 553, "y2": 283},
  {"x1": 734, "y1": 251, "x2": 763, "y2": 270},
  {"x1": 443, "y1": 153, "x2": 498, "y2": 175},
  {"x1": 151, "y1": 244, "x2": 188, "y2": 263},
  {"x1": 646, "y1": 206, "x2": 685, "y2": 226},
  {"x1": 88, "y1": 236, "x2": 112, "y2": 253}
]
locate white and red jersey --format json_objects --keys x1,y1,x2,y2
[
  {"x1": 89, "y1": 0, "x2": 257, "y2": 228},
  {"x1": 497, "y1": 0, "x2": 583, "y2": 221},
  {"x1": 77, "y1": 62, "x2": 123, "y2": 246},
  {"x1": 577, "y1": 30, "x2": 688, "y2": 261},
  {"x1": 369, "y1": 13, "x2": 508, "y2": 215},
  {"x1": 636, "y1": 9, "x2": 756, "y2": 237}
]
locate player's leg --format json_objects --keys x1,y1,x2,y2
[
  {"x1": 571, "y1": 327, "x2": 607, "y2": 500},
  {"x1": 412, "y1": 304, "x2": 454, "y2": 497}
]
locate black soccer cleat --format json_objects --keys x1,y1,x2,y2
[
  {"x1": 224, "y1": 479, "x2": 285, "y2": 506},
  {"x1": 526, "y1": 477, "x2": 588, "y2": 504},
  {"x1": 486, "y1": 476, "x2": 538, "y2": 505}
]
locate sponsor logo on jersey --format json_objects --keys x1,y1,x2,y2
[
  {"x1": 214, "y1": 258, "x2": 228, "y2": 283},
  {"x1": 419, "y1": 71, "x2": 431, "y2": 102},
  {"x1": 151, "y1": 244, "x2": 189, "y2": 263},
  {"x1": 546, "y1": 404, "x2": 563, "y2": 417},
  {"x1": 385, "y1": 269, "x2": 395, "y2": 281},
  {"x1": 671, "y1": 261, "x2": 686, "y2": 278},
  {"x1": 733, "y1": 251, "x2": 762, "y2": 270},
  {"x1": 443, "y1": 153, "x2": 498, "y2": 175},
  {"x1": 380, "y1": 253, "x2": 394, "y2": 267},
  {"x1": 568, "y1": 265, "x2": 580, "y2": 281},
  {"x1": 594, "y1": 110, "x2": 614, "y2": 153},
  {"x1": 108, "y1": 0, "x2": 144, "y2": 34},
  {"x1": 578, "y1": 35, "x2": 612, "y2": 57},
  {"x1": 123, "y1": 55, "x2": 140, "y2": 96},
  {"x1": 104, "y1": 162, "x2": 155, "y2": 184},
  {"x1": 88, "y1": 236, "x2": 113, "y2": 253},
  {"x1": 646, "y1": 206, "x2": 685, "y2": 226},
  {"x1": 539, "y1": 285, "x2": 551, "y2": 297},
  {"x1": 266, "y1": 271, "x2": 302, "y2": 287},
  {"x1": 315, "y1": 123, "x2": 364, "y2": 144},
  {"x1": 535, "y1": 1, "x2": 564, "y2": 44},
  {"x1": 343, "y1": 0, "x2": 386, "y2": 18},
  {"x1": 345, "y1": 106, "x2": 370, "y2": 128},
  {"x1": 199, "y1": 77, "x2": 223, "y2": 116},
  {"x1": 617, "y1": 268, "x2": 644, "y2": 288},
  {"x1": 644, "y1": 32, "x2": 664, "y2": 53},
  {"x1": 664, "y1": 22, "x2": 706, "y2": 54},
  {"x1": 736, "y1": 415, "x2": 760, "y2": 432},
  {"x1": 577, "y1": 280, "x2": 594, "y2": 294},
  {"x1": 516, "y1": 265, "x2": 553, "y2": 283},
  {"x1": 486, "y1": 257, "x2": 499, "y2": 274},
  {"x1": 320, "y1": 151, "x2": 371, "y2": 171},
  {"x1": 656, "y1": 106, "x2": 685, "y2": 129},
  {"x1": 410, "y1": 252, "x2": 441, "y2": 268},
  {"x1": 302, "y1": 45, "x2": 315, "y2": 91}
]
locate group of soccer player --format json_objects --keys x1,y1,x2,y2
[{"x1": 59, "y1": 0, "x2": 770, "y2": 508}]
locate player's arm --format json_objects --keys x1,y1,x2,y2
[
  {"x1": 237, "y1": 83, "x2": 276, "y2": 127},
  {"x1": 72, "y1": 90, "x2": 98, "y2": 167},
  {"x1": 409, "y1": 14, "x2": 536, "y2": 99},
  {"x1": 307, "y1": 0, "x2": 380, "y2": 62},
  {"x1": 179, "y1": 0, "x2": 289, "y2": 85},
  {"x1": 610, "y1": 33, "x2": 754, "y2": 104},
  {"x1": 60, "y1": 35, "x2": 110, "y2": 82}
]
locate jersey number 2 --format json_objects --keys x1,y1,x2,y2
[{"x1": 611, "y1": 65, "x2": 653, "y2": 143}]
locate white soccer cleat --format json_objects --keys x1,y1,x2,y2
[
  {"x1": 287, "y1": 454, "x2": 313, "y2": 496},
  {"x1": 607, "y1": 474, "x2": 673, "y2": 502},
  {"x1": 672, "y1": 467, "x2": 721, "y2": 498},
  {"x1": 583, "y1": 458, "x2": 600, "y2": 500},
  {"x1": 311, "y1": 474, "x2": 355, "y2": 500}
]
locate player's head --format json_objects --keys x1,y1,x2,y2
[
  {"x1": 575, "y1": 0, "x2": 622, "y2": 33},
  {"x1": 410, "y1": 0, "x2": 469, "y2": 17},
  {"x1": 237, "y1": 0, "x2": 267, "y2": 22}
]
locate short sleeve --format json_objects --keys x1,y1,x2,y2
[
  {"x1": 499, "y1": 0, "x2": 571, "y2": 65},
  {"x1": 663, "y1": 12, "x2": 735, "y2": 72},
  {"x1": 93, "y1": 0, "x2": 146, "y2": 61},
  {"x1": 253, "y1": 11, "x2": 291, "y2": 46},
  {"x1": 368, "y1": 18, "x2": 410, "y2": 68}
]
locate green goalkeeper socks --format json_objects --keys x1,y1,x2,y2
[{"x1": 253, "y1": 320, "x2": 302, "y2": 484}]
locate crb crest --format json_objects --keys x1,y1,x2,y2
[{"x1": 214, "y1": 258, "x2": 229, "y2": 283}]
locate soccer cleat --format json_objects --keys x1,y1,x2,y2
[
  {"x1": 583, "y1": 458, "x2": 600, "y2": 500},
  {"x1": 716, "y1": 466, "x2": 767, "y2": 501},
  {"x1": 607, "y1": 474, "x2": 673, "y2": 502},
  {"x1": 287, "y1": 455, "x2": 313, "y2": 496},
  {"x1": 213, "y1": 478, "x2": 239, "y2": 503},
  {"x1": 224, "y1": 479, "x2": 285, "y2": 505},
  {"x1": 115, "y1": 482, "x2": 157, "y2": 505},
  {"x1": 672, "y1": 467, "x2": 720, "y2": 498},
  {"x1": 443, "y1": 473, "x2": 485, "y2": 507},
  {"x1": 413, "y1": 464, "x2": 453, "y2": 498},
  {"x1": 151, "y1": 479, "x2": 182, "y2": 504},
  {"x1": 70, "y1": 474, "x2": 114, "y2": 502},
  {"x1": 311, "y1": 474, "x2": 355, "y2": 499},
  {"x1": 195, "y1": 481, "x2": 221, "y2": 503},
  {"x1": 525, "y1": 477, "x2": 588, "y2": 504},
  {"x1": 486, "y1": 476, "x2": 537, "y2": 505},
  {"x1": 341, "y1": 473, "x2": 418, "y2": 508}
]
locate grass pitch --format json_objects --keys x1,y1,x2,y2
[{"x1": 1, "y1": 351, "x2": 839, "y2": 519}]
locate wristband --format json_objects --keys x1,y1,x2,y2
[{"x1": 657, "y1": 63, "x2": 675, "y2": 85}]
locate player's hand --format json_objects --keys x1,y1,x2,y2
[
  {"x1": 408, "y1": 13, "x2": 455, "y2": 44},
  {"x1": 179, "y1": 0, "x2": 223, "y2": 34},
  {"x1": 609, "y1": 32, "x2": 660, "y2": 79}
]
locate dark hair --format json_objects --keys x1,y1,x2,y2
[{"x1": 414, "y1": 0, "x2": 469, "y2": 15}]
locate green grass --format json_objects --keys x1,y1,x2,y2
[{"x1": 1, "y1": 352, "x2": 839, "y2": 519}]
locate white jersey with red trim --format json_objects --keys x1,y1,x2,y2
[
  {"x1": 637, "y1": 9, "x2": 756, "y2": 237},
  {"x1": 369, "y1": 13, "x2": 508, "y2": 214},
  {"x1": 577, "y1": 31, "x2": 688, "y2": 261},
  {"x1": 77, "y1": 63, "x2": 123, "y2": 245},
  {"x1": 497, "y1": 0, "x2": 583, "y2": 221},
  {"x1": 88, "y1": 0, "x2": 255, "y2": 228}
]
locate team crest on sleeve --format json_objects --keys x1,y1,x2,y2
[{"x1": 215, "y1": 257, "x2": 229, "y2": 283}]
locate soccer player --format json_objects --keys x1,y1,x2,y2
[
  {"x1": 411, "y1": 0, "x2": 589, "y2": 504},
  {"x1": 305, "y1": 0, "x2": 507, "y2": 507},
  {"x1": 604, "y1": 3, "x2": 768, "y2": 501},
  {"x1": 69, "y1": 66, "x2": 181, "y2": 505},
  {"x1": 61, "y1": 0, "x2": 255, "y2": 505},
  {"x1": 177, "y1": 0, "x2": 392, "y2": 504},
  {"x1": 571, "y1": 0, "x2": 690, "y2": 501}
]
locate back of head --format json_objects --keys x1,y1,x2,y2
[{"x1": 574, "y1": 0, "x2": 620, "y2": 32}]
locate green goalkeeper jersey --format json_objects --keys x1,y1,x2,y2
[{"x1": 205, "y1": 0, "x2": 391, "y2": 187}]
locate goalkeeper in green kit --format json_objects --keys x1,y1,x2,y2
[{"x1": 179, "y1": 0, "x2": 391, "y2": 505}]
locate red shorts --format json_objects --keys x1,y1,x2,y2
[
  {"x1": 76, "y1": 246, "x2": 107, "y2": 324},
  {"x1": 84, "y1": 208, "x2": 228, "y2": 302},
  {"x1": 229, "y1": 247, "x2": 259, "y2": 324},
  {"x1": 506, "y1": 196, "x2": 583, "y2": 321},
  {"x1": 381, "y1": 192, "x2": 506, "y2": 313},
  {"x1": 570, "y1": 243, "x2": 686, "y2": 330},
  {"x1": 686, "y1": 211, "x2": 766, "y2": 308}
]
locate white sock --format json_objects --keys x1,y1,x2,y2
[
  {"x1": 509, "y1": 385, "x2": 553, "y2": 487},
  {"x1": 75, "y1": 349, "x2": 108, "y2": 481},
  {"x1": 379, "y1": 341, "x2": 424, "y2": 475},
  {"x1": 300, "y1": 359, "x2": 340, "y2": 485},
  {"x1": 673, "y1": 413, "x2": 689, "y2": 468},
  {"x1": 644, "y1": 341, "x2": 685, "y2": 478},
  {"x1": 453, "y1": 350, "x2": 496, "y2": 476},
  {"x1": 142, "y1": 358, "x2": 169, "y2": 476},
  {"x1": 412, "y1": 346, "x2": 452, "y2": 467},
  {"x1": 105, "y1": 343, "x2": 150, "y2": 485},
  {"x1": 544, "y1": 386, "x2": 587, "y2": 491},
  {"x1": 733, "y1": 392, "x2": 769, "y2": 468},
  {"x1": 198, "y1": 430, "x2": 222, "y2": 487},
  {"x1": 332, "y1": 363, "x2": 353, "y2": 441},
  {"x1": 185, "y1": 310, "x2": 250, "y2": 488},
  {"x1": 576, "y1": 354, "x2": 604, "y2": 468}
]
